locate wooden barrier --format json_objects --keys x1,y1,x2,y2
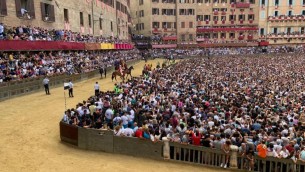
[
  {"x1": 60, "y1": 122, "x2": 305, "y2": 172},
  {"x1": 0, "y1": 59, "x2": 140, "y2": 101},
  {"x1": 59, "y1": 122, "x2": 78, "y2": 146}
]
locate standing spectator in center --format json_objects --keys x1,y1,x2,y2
[
  {"x1": 42, "y1": 76, "x2": 50, "y2": 95},
  {"x1": 68, "y1": 80, "x2": 74, "y2": 97},
  {"x1": 94, "y1": 82, "x2": 100, "y2": 96}
]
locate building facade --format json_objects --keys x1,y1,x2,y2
[
  {"x1": 0, "y1": 0, "x2": 130, "y2": 40},
  {"x1": 130, "y1": 0, "x2": 260, "y2": 47},
  {"x1": 259, "y1": 0, "x2": 305, "y2": 45}
]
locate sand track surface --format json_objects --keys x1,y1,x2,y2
[{"x1": 0, "y1": 59, "x2": 231, "y2": 172}]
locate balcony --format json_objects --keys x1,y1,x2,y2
[
  {"x1": 236, "y1": 2, "x2": 250, "y2": 8},
  {"x1": 238, "y1": 35, "x2": 245, "y2": 40},
  {"x1": 197, "y1": 27, "x2": 259, "y2": 33},
  {"x1": 265, "y1": 33, "x2": 305, "y2": 39},
  {"x1": 162, "y1": 36, "x2": 177, "y2": 41},
  {"x1": 196, "y1": 37, "x2": 208, "y2": 42},
  {"x1": 152, "y1": 28, "x2": 162, "y2": 33},
  {"x1": 268, "y1": 15, "x2": 305, "y2": 22},
  {"x1": 198, "y1": 41, "x2": 259, "y2": 48}
]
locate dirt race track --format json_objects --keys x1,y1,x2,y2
[{"x1": 0, "y1": 59, "x2": 232, "y2": 172}]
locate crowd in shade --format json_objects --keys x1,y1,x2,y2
[
  {"x1": 0, "y1": 49, "x2": 141, "y2": 83},
  {"x1": 63, "y1": 53, "x2": 305, "y2": 171},
  {"x1": 151, "y1": 45, "x2": 305, "y2": 57},
  {"x1": 0, "y1": 23, "x2": 128, "y2": 43}
]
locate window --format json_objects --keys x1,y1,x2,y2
[
  {"x1": 204, "y1": 15, "x2": 210, "y2": 21},
  {"x1": 273, "y1": 28, "x2": 278, "y2": 34},
  {"x1": 303, "y1": 0, "x2": 305, "y2": 5},
  {"x1": 152, "y1": 8, "x2": 159, "y2": 15},
  {"x1": 64, "y1": 9, "x2": 69, "y2": 22},
  {"x1": 302, "y1": 10, "x2": 305, "y2": 15},
  {"x1": 260, "y1": 28, "x2": 264, "y2": 35},
  {"x1": 15, "y1": 0, "x2": 35, "y2": 19},
  {"x1": 274, "y1": 0, "x2": 279, "y2": 5},
  {"x1": 99, "y1": 18, "x2": 103, "y2": 30},
  {"x1": 88, "y1": 14, "x2": 92, "y2": 27},
  {"x1": 153, "y1": 22, "x2": 160, "y2": 28},
  {"x1": 111, "y1": 21, "x2": 113, "y2": 31},
  {"x1": 189, "y1": 34, "x2": 193, "y2": 41},
  {"x1": 229, "y1": 15, "x2": 236, "y2": 21},
  {"x1": 139, "y1": 10, "x2": 144, "y2": 17},
  {"x1": 189, "y1": 22, "x2": 193, "y2": 28},
  {"x1": 181, "y1": 34, "x2": 185, "y2": 41},
  {"x1": 301, "y1": 27, "x2": 304, "y2": 34},
  {"x1": 221, "y1": 16, "x2": 226, "y2": 21},
  {"x1": 181, "y1": 22, "x2": 185, "y2": 28},
  {"x1": 238, "y1": 14, "x2": 245, "y2": 20},
  {"x1": 221, "y1": 33, "x2": 226, "y2": 38},
  {"x1": 288, "y1": 11, "x2": 292, "y2": 16},
  {"x1": 213, "y1": 33, "x2": 218, "y2": 39},
  {"x1": 261, "y1": 0, "x2": 265, "y2": 5},
  {"x1": 0, "y1": 0, "x2": 7, "y2": 16},
  {"x1": 229, "y1": 32, "x2": 235, "y2": 38},
  {"x1": 139, "y1": 0, "x2": 144, "y2": 5},
  {"x1": 249, "y1": 0, "x2": 255, "y2": 3},
  {"x1": 40, "y1": 2, "x2": 55, "y2": 22},
  {"x1": 80, "y1": 12, "x2": 84, "y2": 26},
  {"x1": 288, "y1": 0, "x2": 292, "y2": 5},
  {"x1": 197, "y1": 15, "x2": 203, "y2": 21},
  {"x1": 274, "y1": 11, "x2": 278, "y2": 16},
  {"x1": 248, "y1": 14, "x2": 254, "y2": 20},
  {"x1": 287, "y1": 27, "x2": 291, "y2": 34}
]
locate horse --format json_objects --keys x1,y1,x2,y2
[
  {"x1": 123, "y1": 66, "x2": 134, "y2": 79},
  {"x1": 111, "y1": 70, "x2": 125, "y2": 82}
]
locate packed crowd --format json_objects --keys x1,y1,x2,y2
[
  {"x1": 0, "y1": 23, "x2": 127, "y2": 43},
  {"x1": 0, "y1": 49, "x2": 141, "y2": 83},
  {"x1": 151, "y1": 45, "x2": 305, "y2": 57},
  {"x1": 63, "y1": 53, "x2": 305, "y2": 171}
]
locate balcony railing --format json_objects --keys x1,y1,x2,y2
[
  {"x1": 265, "y1": 33, "x2": 305, "y2": 39},
  {"x1": 268, "y1": 15, "x2": 305, "y2": 22}
]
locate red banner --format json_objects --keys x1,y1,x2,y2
[{"x1": 0, "y1": 40, "x2": 85, "y2": 51}]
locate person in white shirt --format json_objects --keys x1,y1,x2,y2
[
  {"x1": 121, "y1": 113, "x2": 129, "y2": 128},
  {"x1": 279, "y1": 146, "x2": 289, "y2": 158},
  {"x1": 122, "y1": 124, "x2": 134, "y2": 137},
  {"x1": 94, "y1": 82, "x2": 100, "y2": 96},
  {"x1": 105, "y1": 107, "x2": 114, "y2": 124}
]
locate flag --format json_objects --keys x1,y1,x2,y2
[{"x1": 64, "y1": 83, "x2": 70, "y2": 90}]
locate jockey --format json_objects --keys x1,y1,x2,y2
[{"x1": 119, "y1": 64, "x2": 123, "y2": 75}]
